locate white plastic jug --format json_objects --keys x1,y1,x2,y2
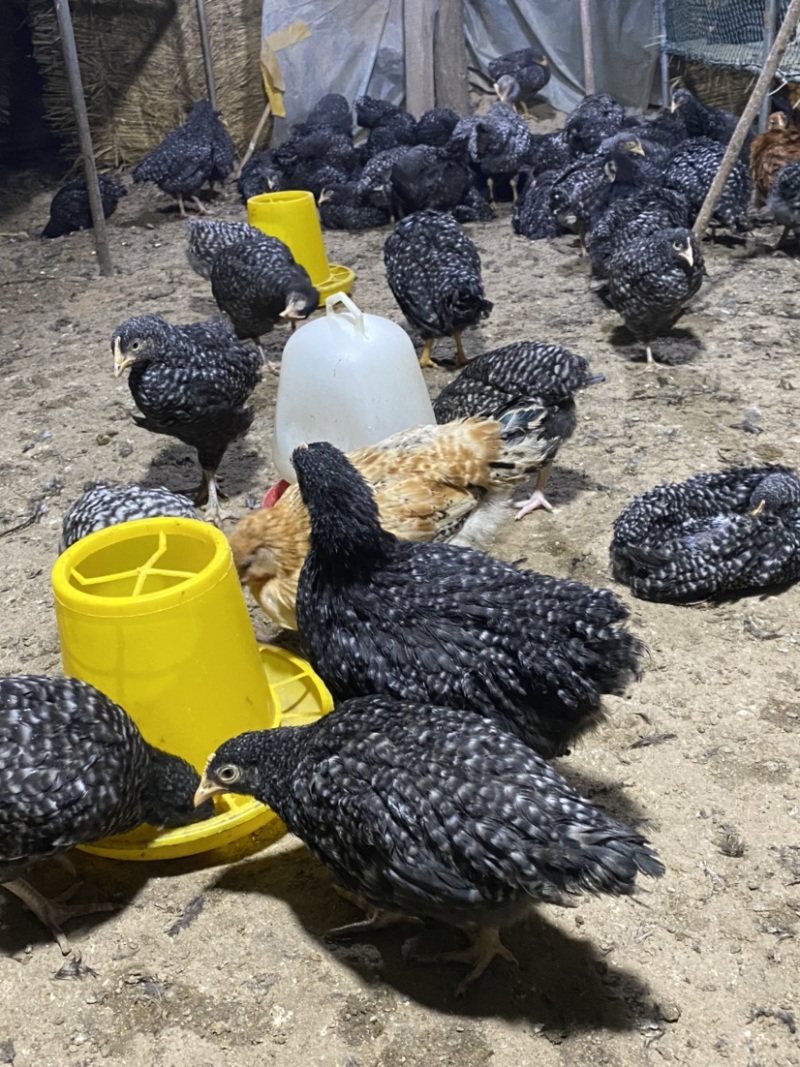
[{"x1": 271, "y1": 292, "x2": 436, "y2": 482}]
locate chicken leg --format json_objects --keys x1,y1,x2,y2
[
  {"x1": 453, "y1": 332, "x2": 469, "y2": 367},
  {"x1": 3, "y1": 877, "x2": 116, "y2": 955},
  {"x1": 514, "y1": 460, "x2": 555, "y2": 518},
  {"x1": 410, "y1": 925, "x2": 519, "y2": 996},
  {"x1": 419, "y1": 338, "x2": 435, "y2": 368}
]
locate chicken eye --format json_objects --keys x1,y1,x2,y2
[
  {"x1": 130, "y1": 340, "x2": 141, "y2": 352},
  {"x1": 217, "y1": 764, "x2": 240, "y2": 785},
  {"x1": 672, "y1": 240, "x2": 683, "y2": 251}
]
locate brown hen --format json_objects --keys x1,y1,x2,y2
[
  {"x1": 230, "y1": 413, "x2": 550, "y2": 629},
  {"x1": 750, "y1": 112, "x2": 800, "y2": 199}
]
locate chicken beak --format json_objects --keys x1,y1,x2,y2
[
  {"x1": 194, "y1": 773, "x2": 226, "y2": 808},
  {"x1": 318, "y1": 188, "x2": 333, "y2": 205},
  {"x1": 631, "y1": 140, "x2": 646, "y2": 156},
  {"x1": 678, "y1": 244, "x2": 694, "y2": 268},
  {"x1": 493, "y1": 81, "x2": 508, "y2": 103},
  {"x1": 113, "y1": 337, "x2": 134, "y2": 378},
  {"x1": 750, "y1": 498, "x2": 766, "y2": 517},
  {"x1": 279, "y1": 297, "x2": 307, "y2": 320}
]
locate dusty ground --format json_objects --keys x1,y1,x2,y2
[{"x1": 0, "y1": 162, "x2": 799, "y2": 1067}]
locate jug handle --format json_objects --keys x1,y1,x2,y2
[{"x1": 325, "y1": 292, "x2": 365, "y2": 334}]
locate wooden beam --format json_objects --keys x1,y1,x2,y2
[
  {"x1": 579, "y1": 0, "x2": 595, "y2": 95},
  {"x1": 434, "y1": 0, "x2": 470, "y2": 114},
  {"x1": 404, "y1": 0, "x2": 435, "y2": 118},
  {"x1": 53, "y1": 0, "x2": 112, "y2": 277}
]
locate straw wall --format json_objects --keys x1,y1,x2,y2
[{"x1": 29, "y1": 0, "x2": 264, "y2": 166}]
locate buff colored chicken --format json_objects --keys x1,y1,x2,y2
[
  {"x1": 750, "y1": 112, "x2": 800, "y2": 200},
  {"x1": 230, "y1": 412, "x2": 549, "y2": 629}
]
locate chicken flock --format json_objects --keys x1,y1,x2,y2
[{"x1": 5, "y1": 52, "x2": 800, "y2": 998}]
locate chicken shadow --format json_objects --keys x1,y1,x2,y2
[
  {"x1": 608, "y1": 325, "x2": 704, "y2": 367},
  {"x1": 208, "y1": 844, "x2": 659, "y2": 1032},
  {"x1": 139, "y1": 441, "x2": 263, "y2": 503}
]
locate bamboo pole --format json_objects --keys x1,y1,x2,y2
[
  {"x1": 53, "y1": 0, "x2": 112, "y2": 277},
  {"x1": 195, "y1": 0, "x2": 218, "y2": 110},
  {"x1": 580, "y1": 0, "x2": 595, "y2": 95},
  {"x1": 693, "y1": 0, "x2": 800, "y2": 238}
]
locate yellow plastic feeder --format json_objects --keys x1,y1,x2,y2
[
  {"x1": 51, "y1": 517, "x2": 333, "y2": 861},
  {"x1": 247, "y1": 189, "x2": 355, "y2": 305}
]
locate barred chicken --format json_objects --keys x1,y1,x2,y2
[
  {"x1": 1, "y1": 675, "x2": 213, "y2": 953},
  {"x1": 196, "y1": 696, "x2": 662, "y2": 995},
  {"x1": 230, "y1": 412, "x2": 553, "y2": 630},
  {"x1": 489, "y1": 50, "x2": 550, "y2": 116},
  {"x1": 112, "y1": 314, "x2": 262, "y2": 517},
  {"x1": 607, "y1": 227, "x2": 705, "y2": 364},
  {"x1": 291, "y1": 441, "x2": 644, "y2": 760},
  {"x1": 433, "y1": 341, "x2": 604, "y2": 515},
  {"x1": 41, "y1": 173, "x2": 126, "y2": 238},
  {"x1": 60, "y1": 481, "x2": 197, "y2": 552},
  {"x1": 611, "y1": 466, "x2": 800, "y2": 601},
  {"x1": 384, "y1": 211, "x2": 493, "y2": 366},
  {"x1": 663, "y1": 137, "x2": 751, "y2": 233},
  {"x1": 132, "y1": 99, "x2": 235, "y2": 215},
  {"x1": 767, "y1": 161, "x2": 800, "y2": 245},
  {"x1": 185, "y1": 218, "x2": 264, "y2": 280}
]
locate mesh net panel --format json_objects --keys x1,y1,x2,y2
[{"x1": 664, "y1": 0, "x2": 800, "y2": 78}]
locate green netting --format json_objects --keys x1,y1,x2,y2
[{"x1": 664, "y1": 0, "x2": 800, "y2": 78}]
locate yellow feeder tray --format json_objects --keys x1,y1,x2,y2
[
  {"x1": 247, "y1": 189, "x2": 355, "y2": 306},
  {"x1": 51, "y1": 517, "x2": 333, "y2": 861}
]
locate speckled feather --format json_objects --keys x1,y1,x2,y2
[
  {"x1": 611, "y1": 466, "x2": 800, "y2": 601},
  {"x1": 210, "y1": 237, "x2": 318, "y2": 340},
  {"x1": 112, "y1": 314, "x2": 261, "y2": 479},
  {"x1": 767, "y1": 161, "x2": 800, "y2": 235},
  {"x1": 488, "y1": 49, "x2": 550, "y2": 105},
  {"x1": 586, "y1": 186, "x2": 691, "y2": 278},
  {"x1": 467, "y1": 103, "x2": 533, "y2": 183},
  {"x1": 512, "y1": 169, "x2": 563, "y2": 239},
  {"x1": 606, "y1": 227, "x2": 705, "y2": 343},
  {"x1": 202, "y1": 698, "x2": 663, "y2": 931},
  {"x1": 384, "y1": 211, "x2": 492, "y2": 342},
  {"x1": 59, "y1": 481, "x2": 197, "y2": 552},
  {"x1": 41, "y1": 174, "x2": 127, "y2": 238},
  {"x1": 293, "y1": 443, "x2": 644, "y2": 758},
  {"x1": 185, "y1": 218, "x2": 264, "y2": 280},
  {"x1": 0, "y1": 675, "x2": 212, "y2": 881},
  {"x1": 663, "y1": 137, "x2": 751, "y2": 230},
  {"x1": 132, "y1": 100, "x2": 234, "y2": 201}
]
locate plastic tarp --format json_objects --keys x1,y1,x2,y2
[{"x1": 262, "y1": 0, "x2": 660, "y2": 140}]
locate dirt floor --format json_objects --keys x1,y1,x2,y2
[{"x1": 0, "y1": 156, "x2": 799, "y2": 1067}]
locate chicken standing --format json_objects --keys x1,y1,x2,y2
[
  {"x1": 195, "y1": 696, "x2": 663, "y2": 994},
  {"x1": 384, "y1": 211, "x2": 493, "y2": 367},
  {"x1": 663, "y1": 137, "x2": 750, "y2": 233},
  {"x1": 230, "y1": 412, "x2": 555, "y2": 630},
  {"x1": 750, "y1": 112, "x2": 800, "y2": 200},
  {"x1": 489, "y1": 49, "x2": 550, "y2": 115},
  {"x1": 111, "y1": 314, "x2": 262, "y2": 517},
  {"x1": 60, "y1": 481, "x2": 197, "y2": 552},
  {"x1": 132, "y1": 99, "x2": 235, "y2": 216},
  {"x1": 210, "y1": 236, "x2": 319, "y2": 343},
  {"x1": 185, "y1": 218, "x2": 264, "y2": 280},
  {"x1": 41, "y1": 174, "x2": 126, "y2": 238},
  {"x1": 1, "y1": 675, "x2": 213, "y2": 953},
  {"x1": 291, "y1": 442, "x2": 644, "y2": 759},
  {"x1": 433, "y1": 341, "x2": 604, "y2": 515},
  {"x1": 611, "y1": 466, "x2": 800, "y2": 601},
  {"x1": 606, "y1": 227, "x2": 704, "y2": 365}
]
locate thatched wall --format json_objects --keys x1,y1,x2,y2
[{"x1": 28, "y1": 0, "x2": 265, "y2": 167}]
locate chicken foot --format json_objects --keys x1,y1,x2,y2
[
  {"x1": 326, "y1": 885, "x2": 423, "y2": 938},
  {"x1": 410, "y1": 924, "x2": 519, "y2": 996},
  {"x1": 419, "y1": 338, "x2": 435, "y2": 368},
  {"x1": 453, "y1": 332, "x2": 469, "y2": 367},
  {"x1": 2, "y1": 877, "x2": 117, "y2": 955},
  {"x1": 514, "y1": 460, "x2": 555, "y2": 518}
]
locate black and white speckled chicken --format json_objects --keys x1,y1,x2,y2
[
  {"x1": 196, "y1": 696, "x2": 663, "y2": 994},
  {"x1": 318, "y1": 182, "x2": 392, "y2": 231},
  {"x1": 237, "y1": 149, "x2": 285, "y2": 201},
  {"x1": 512, "y1": 168, "x2": 564, "y2": 239},
  {"x1": 671, "y1": 88, "x2": 752, "y2": 157},
  {"x1": 296, "y1": 93, "x2": 353, "y2": 137},
  {"x1": 489, "y1": 49, "x2": 550, "y2": 115},
  {"x1": 586, "y1": 149, "x2": 666, "y2": 233},
  {"x1": 550, "y1": 138, "x2": 647, "y2": 245},
  {"x1": 526, "y1": 128, "x2": 572, "y2": 177},
  {"x1": 41, "y1": 173, "x2": 127, "y2": 238},
  {"x1": 611, "y1": 466, "x2": 800, "y2": 601},
  {"x1": 433, "y1": 341, "x2": 604, "y2": 515},
  {"x1": 210, "y1": 235, "x2": 319, "y2": 343},
  {"x1": 356, "y1": 146, "x2": 414, "y2": 210},
  {"x1": 384, "y1": 211, "x2": 493, "y2": 367},
  {"x1": 586, "y1": 185, "x2": 691, "y2": 278},
  {"x1": 185, "y1": 218, "x2": 264, "y2": 280},
  {"x1": 414, "y1": 107, "x2": 460, "y2": 147},
  {"x1": 606, "y1": 227, "x2": 704, "y2": 364},
  {"x1": 112, "y1": 314, "x2": 262, "y2": 517},
  {"x1": 564, "y1": 93, "x2": 627, "y2": 157},
  {"x1": 467, "y1": 102, "x2": 533, "y2": 202},
  {"x1": 292, "y1": 441, "x2": 644, "y2": 760},
  {"x1": 132, "y1": 100, "x2": 235, "y2": 216},
  {"x1": 389, "y1": 143, "x2": 472, "y2": 219},
  {"x1": 663, "y1": 137, "x2": 751, "y2": 233},
  {"x1": 767, "y1": 161, "x2": 800, "y2": 245},
  {"x1": 59, "y1": 481, "x2": 197, "y2": 552},
  {"x1": 1, "y1": 675, "x2": 213, "y2": 953}
]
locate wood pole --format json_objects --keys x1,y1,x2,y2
[
  {"x1": 580, "y1": 0, "x2": 596, "y2": 95},
  {"x1": 195, "y1": 0, "x2": 218, "y2": 110}
]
